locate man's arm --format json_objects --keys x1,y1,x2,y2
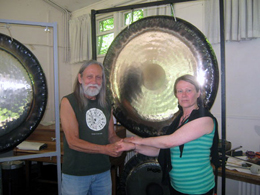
[{"x1": 60, "y1": 97, "x2": 120, "y2": 157}]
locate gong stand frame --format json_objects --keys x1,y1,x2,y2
[
  {"x1": 0, "y1": 19, "x2": 62, "y2": 195},
  {"x1": 91, "y1": 0, "x2": 227, "y2": 194},
  {"x1": 219, "y1": 0, "x2": 227, "y2": 194}
]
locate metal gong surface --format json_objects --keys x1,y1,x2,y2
[
  {"x1": 104, "y1": 16, "x2": 219, "y2": 137},
  {"x1": 0, "y1": 33, "x2": 47, "y2": 153}
]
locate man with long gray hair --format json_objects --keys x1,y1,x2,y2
[{"x1": 60, "y1": 60, "x2": 122, "y2": 195}]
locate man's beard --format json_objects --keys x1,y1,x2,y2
[{"x1": 82, "y1": 83, "x2": 102, "y2": 97}]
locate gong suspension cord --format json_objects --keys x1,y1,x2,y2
[
  {"x1": 1, "y1": 24, "x2": 14, "y2": 41},
  {"x1": 170, "y1": 4, "x2": 177, "y2": 22}
]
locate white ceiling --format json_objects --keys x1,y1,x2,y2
[{"x1": 47, "y1": 0, "x2": 102, "y2": 12}]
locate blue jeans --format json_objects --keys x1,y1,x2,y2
[{"x1": 61, "y1": 170, "x2": 112, "y2": 195}]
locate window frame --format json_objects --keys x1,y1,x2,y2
[
  {"x1": 96, "y1": 14, "x2": 115, "y2": 57},
  {"x1": 96, "y1": 4, "x2": 147, "y2": 57}
]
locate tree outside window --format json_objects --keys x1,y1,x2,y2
[
  {"x1": 97, "y1": 17, "x2": 114, "y2": 55},
  {"x1": 124, "y1": 9, "x2": 144, "y2": 26}
]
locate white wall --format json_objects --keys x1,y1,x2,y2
[
  {"x1": 211, "y1": 39, "x2": 260, "y2": 152},
  {"x1": 1, "y1": 0, "x2": 259, "y2": 194}
]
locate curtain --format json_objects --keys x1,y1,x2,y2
[
  {"x1": 69, "y1": 14, "x2": 90, "y2": 64},
  {"x1": 205, "y1": 0, "x2": 260, "y2": 44}
]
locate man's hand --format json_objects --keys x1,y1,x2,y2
[
  {"x1": 104, "y1": 143, "x2": 122, "y2": 157},
  {"x1": 115, "y1": 139, "x2": 135, "y2": 153}
]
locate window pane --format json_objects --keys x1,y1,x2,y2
[
  {"x1": 99, "y1": 18, "x2": 114, "y2": 32},
  {"x1": 133, "y1": 10, "x2": 144, "y2": 22},
  {"x1": 124, "y1": 12, "x2": 132, "y2": 25},
  {"x1": 124, "y1": 10, "x2": 144, "y2": 25},
  {"x1": 97, "y1": 33, "x2": 114, "y2": 55}
]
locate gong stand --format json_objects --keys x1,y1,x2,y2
[
  {"x1": 0, "y1": 19, "x2": 62, "y2": 195},
  {"x1": 91, "y1": 0, "x2": 227, "y2": 194}
]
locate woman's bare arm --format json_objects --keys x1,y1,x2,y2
[{"x1": 128, "y1": 117, "x2": 214, "y2": 149}]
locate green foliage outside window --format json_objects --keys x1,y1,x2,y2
[
  {"x1": 97, "y1": 33, "x2": 114, "y2": 55},
  {"x1": 97, "y1": 17, "x2": 114, "y2": 55},
  {"x1": 99, "y1": 18, "x2": 114, "y2": 32},
  {"x1": 124, "y1": 10, "x2": 144, "y2": 25}
]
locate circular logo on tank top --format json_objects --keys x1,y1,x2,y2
[{"x1": 86, "y1": 108, "x2": 107, "y2": 131}]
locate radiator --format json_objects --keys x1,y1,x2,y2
[
  {"x1": 238, "y1": 181, "x2": 260, "y2": 195},
  {"x1": 125, "y1": 151, "x2": 135, "y2": 164}
]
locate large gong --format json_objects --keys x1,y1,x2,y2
[
  {"x1": 104, "y1": 16, "x2": 219, "y2": 137},
  {"x1": 120, "y1": 154, "x2": 170, "y2": 195},
  {"x1": 0, "y1": 33, "x2": 47, "y2": 153}
]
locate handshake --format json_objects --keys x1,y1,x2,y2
[
  {"x1": 116, "y1": 137, "x2": 141, "y2": 153},
  {"x1": 115, "y1": 136, "x2": 160, "y2": 158}
]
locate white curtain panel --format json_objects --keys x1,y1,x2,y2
[
  {"x1": 205, "y1": 0, "x2": 260, "y2": 44},
  {"x1": 69, "y1": 14, "x2": 90, "y2": 64}
]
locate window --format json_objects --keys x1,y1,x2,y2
[
  {"x1": 124, "y1": 9, "x2": 144, "y2": 26},
  {"x1": 96, "y1": 9, "x2": 144, "y2": 56},
  {"x1": 97, "y1": 17, "x2": 114, "y2": 55}
]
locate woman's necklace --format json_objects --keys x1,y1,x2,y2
[
  {"x1": 179, "y1": 106, "x2": 199, "y2": 126},
  {"x1": 179, "y1": 114, "x2": 190, "y2": 126}
]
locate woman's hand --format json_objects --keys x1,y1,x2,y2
[
  {"x1": 115, "y1": 139, "x2": 135, "y2": 152},
  {"x1": 116, "y1": 139, "x2": 160, "y2": 157},
  {"x1": 123, "y1": 136, "x2": 143, "y2": 145}
]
